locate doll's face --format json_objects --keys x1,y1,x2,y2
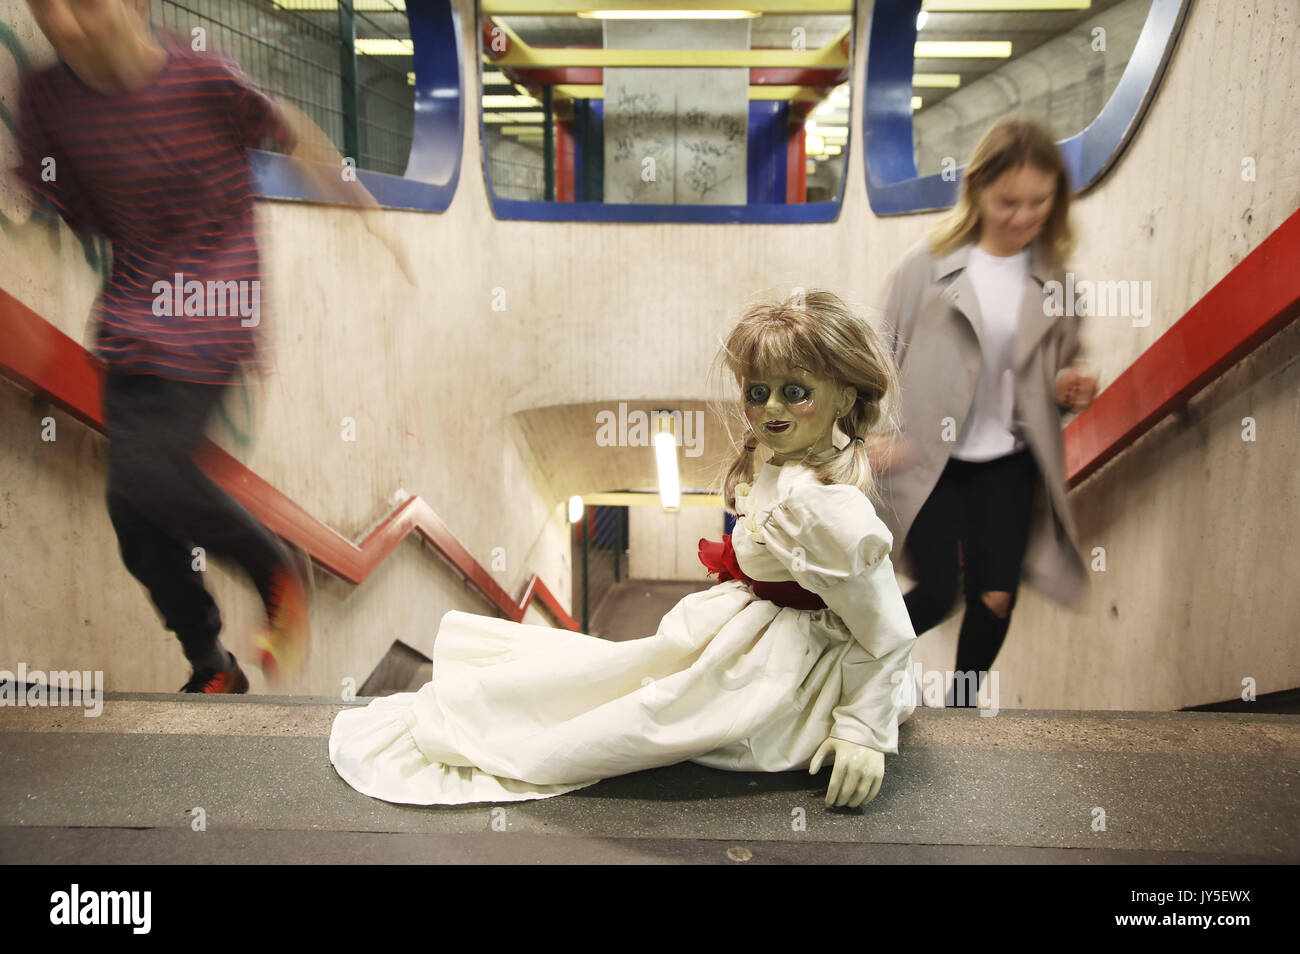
[{"x1": 742, "y1": 364, "x2": 855, "y2": 465}]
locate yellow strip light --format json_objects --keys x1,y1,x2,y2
[
  {"x1": 273, "y1": 0, "x2": 407, "y2": 9},
  {"x1": 915, "y1": 40, "x2": 1012, "y2": 58},
  {"x1": 913, "y1": 72, "x2": 961, "y2": 88},
  {"x1": 922, "y1": 0, "x2": 1089, "y2": 10},
  {"x1": 484, "y1": 111, "x2": 546, "y2": 123},
  {"x1": 356, "y1": 38, "x2": 413, "y2": 56},
  {"x1": 577, "y1": 9, "x2": 760, "y2": 17}
]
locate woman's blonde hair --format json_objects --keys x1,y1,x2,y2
[
  {"x1": 709, "y1": 290, "x2": 900, "y2": 511},
  {"x1": 929, "y1": 117, "x2": 1074, "y2": 264}
]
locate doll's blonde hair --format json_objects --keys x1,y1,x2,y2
[{"x1": 709, "y1": 289, "x2": 900, "y2": 511}]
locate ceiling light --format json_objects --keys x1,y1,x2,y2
[
  {"x1": 915, "y1": 40, "x2": 1012, "y2": 57},
  {"x1": 578, "y1": 9, "x2": 760, "y2": 19},
  {"x1": 922, "y1": 1, "x2": 1090, "y2": 10},
  {"x1": 483, "y1": 94, "x2": 543, "y2": 108},
  {"x1": 654, "y1": 415, "x2": 680, "y2": 513},
  {"x1": 913, "y1": 73, "x2": 961, "y2": 88},
  {"x1": 355, "y1": 38, "x2": 414, "y2": 56}
]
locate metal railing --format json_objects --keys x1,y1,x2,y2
[{"x1": 152, "y1": 0, "x2": 413, "y2": 176}]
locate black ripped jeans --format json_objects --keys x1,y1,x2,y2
[
  {"x1": 102, "y1": 370, "x2": 294, "y2": 671},
  {"x1": 902, "y1": 449, "x2": 1038, "y2": 705}
]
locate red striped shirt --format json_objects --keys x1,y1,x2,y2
[{"x1": 14, "y1": 31, "x2": 296, "y2": 384}]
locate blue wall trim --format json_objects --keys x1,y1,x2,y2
[
  {"x1": 254, "y1": 0, "x2": 463, "y2": 213},
  {"x1": 863, "y1": 0, "x2": 1190, "y2": 215}
]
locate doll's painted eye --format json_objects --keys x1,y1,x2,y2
[
  {"x1": 745, "y1": 384, "x2": 771, "y2": 405},
  {"x1": 782, "y1": 384, "x2": 810, "y2": 403}
]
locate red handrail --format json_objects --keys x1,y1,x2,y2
[
  {"x1": 1064, "y1": 207, "x2": 1300, "y2": 486},
  {"x1": 0, "y1": 287, "x2": 578, "y2": 630},
  {"x1": 3, "y1": 209, "x2": 1297, "y2": 615}
]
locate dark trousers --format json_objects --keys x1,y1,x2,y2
[
  {"x1": 103, "y1": 371, "x2": 294, "y2": 668},
  {"x1": 902, "y1": 449, "x2": 1038, "y2": 704}
]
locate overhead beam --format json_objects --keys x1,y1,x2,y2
[{"x1": 486, "y1": 18, "x2": 850, "y2": 68}]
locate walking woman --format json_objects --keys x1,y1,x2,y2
[{"x1": 873, "y1": 117, "x2": 1097, "y2": 705}]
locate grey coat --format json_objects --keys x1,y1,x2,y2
[{"x1": 873, "y1": 237, "x2": 1089, "y2": 608}]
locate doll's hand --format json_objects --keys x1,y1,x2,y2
[
  {"x1": 810, "y1": 737, "x2": 885, "y2": 808},
  {"x1": 1054, "y1": 367, "x2": 1097, "y2": 412}
]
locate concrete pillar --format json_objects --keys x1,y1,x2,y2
[{"x1": 603, "y1": 20, "x2": 749, "y2": 204}]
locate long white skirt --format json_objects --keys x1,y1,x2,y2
[{"x1": 328, "y1": 580, "x2": 862, "y2": 805}]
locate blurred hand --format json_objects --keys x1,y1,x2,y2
[
  {"x1": 866, "y1": 434, "x2": 913, "y2": 474},
  {"x1": 810, "y1": 737, "x2": 886, "y2": 808},
  {"x1": 1055, "y1": 367, "x2": 1097, "y2": 412}
]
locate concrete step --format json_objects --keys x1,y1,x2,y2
[{"x1": 1, "y1": 693, "x2": 1296, "y2": 864}]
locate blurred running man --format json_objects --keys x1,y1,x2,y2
[{"x1": 12, "y1": 0, "x2": 409, "y2": 691}]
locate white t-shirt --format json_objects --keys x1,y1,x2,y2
[{"x1": 951, "y1": 244, "x2": 1030, "y2": 462}]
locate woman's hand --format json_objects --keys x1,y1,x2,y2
[
  {"x1": 1054, "y1": 366, "x2": 1098, "y2": 412},
  {"x1": 810, "y1": 737, "x2": 886, "y2": 808},
  {"x1": 865, "y1": 434, "x2": 913, "y2": 474}
]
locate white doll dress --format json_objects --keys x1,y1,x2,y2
[{"x1": 328, "y1": 460, "x2": 918, "y2": 805}]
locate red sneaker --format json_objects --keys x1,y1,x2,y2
[
  {"x1": 254, "y1": 566, "x2": 311, "y2": 685},
  {"x1": 180, "y1": 656, "x2": 250, "y2": 693}
]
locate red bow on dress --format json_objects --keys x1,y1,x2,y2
[{"x1": 698, "y1": 535, "x2": 827, "y2": 611}]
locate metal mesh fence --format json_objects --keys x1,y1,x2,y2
[{"x1": 152, "y1": 0, "x2": 413, "y2": 176}]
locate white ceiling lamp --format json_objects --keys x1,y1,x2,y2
[
  {"x1": 568, "y1": 495, "x2": 584, "y2": 524},
  {"x1": 654, "y1": 412, "x2": 681, "y2": 513}
]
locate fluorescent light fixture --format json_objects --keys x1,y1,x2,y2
[
  {"x1": 805, "y1": 133, "x2": 825, "y2": 155},
  {"x1": 355, "y1": 38, "x2": 414, "y2": 56},
  {"x1": 917, "y1": 10, "x2": 928, "y2": 29},
  {"x1": 922, "y1": 1, "x2": 1090, "y2": 10},
  {"x1": 482, "y1": 71, "x2": 511, "y2": 86},
  {"x1": 915, "y1": 40, "x2": 1012, "y2": 57},
  {"x1": 273, "y1": 0, "x2": 407, "y2": 9},
  {"x1": 484, "y1": 111, "x2": 546, "y2": 123},
  {"x1": 578, "y1": 9, "x2": 760, "y2": 19},
  {"x1": 483, "y1": 94, "x2": 543, "y2": 108},
  {"x1": 825, "y1": 145, "x2": 842, "y2": 155},
  {"x1": 568, "y1": 496, "x2": 584, "y2": 524},
  {"x1": 912, "y1": 95, "x2": 922, "y2": 110},
  {"x1": 914, "y1": 72, "x2": 961, "y2": 88},
  {"x1": 654, "y1": 414, "x2": 680, "y2": 513}
]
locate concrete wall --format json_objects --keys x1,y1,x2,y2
[
  {"x1": 1, "y1": 0, "x2": 1297, "y2": 709},
  {"x1": 629, "y1": 505, "x2": 726, "y2": 582}
]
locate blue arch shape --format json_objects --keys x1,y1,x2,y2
[
  {"x1": 864, "y1": 0, "x2": 1190, "y2": 215},
  {"x1": 252, "y1": 0, "x2": 464, "y2": 212}
]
